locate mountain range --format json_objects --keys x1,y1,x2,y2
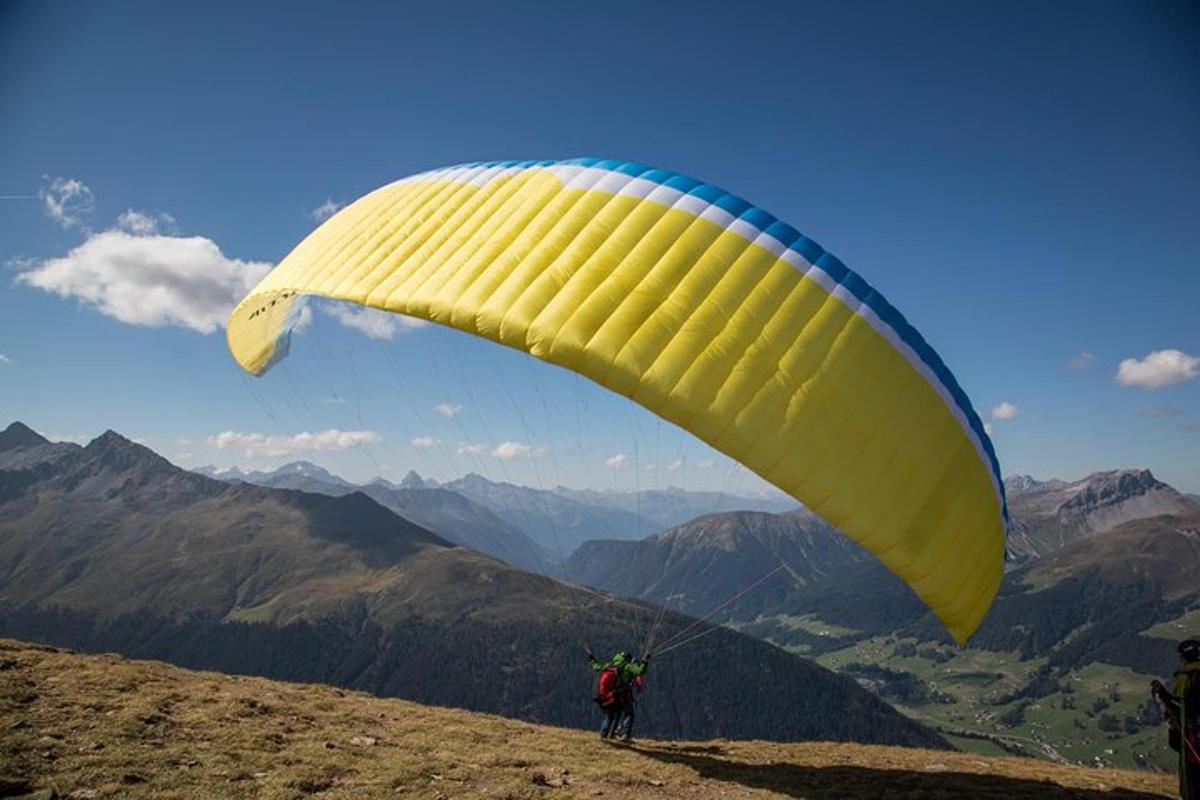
[
  {"x1": 194, "y1": 461, "x2": 800, "y2": 568},
  {"x1": 0, "y1": 421, "x2": 942, "y2": 747},
  {"x1": 195, "y1": 461, "x2": 555, "y2": 573},
  {"x1": 1004, "y1": 470, "x2": 1195, "y2": 562},
  {"x1": 558, "y1": 466, "x2": 1200, "y2": 768}
]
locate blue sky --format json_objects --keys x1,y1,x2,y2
[{"x1": 1, "y1": 0, "x2": 1197, "y2": 492}]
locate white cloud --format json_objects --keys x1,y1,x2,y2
[
  {"x1": 17, "y1": 230, "x2": 271, "y2": 333},
  {"x1": 0, "y1": 354, "x2": 10, "y2": 364},
  {"x1": 644, "y1": 463, "x2": 656, "y2": 471},
  {"x1": 308, "y1": 198, "x2": 342, "y2": 222},
  {"x1": 667, "y1": 458, "x2": 684, "y2": 471},
  {"x1": 323, "y1": 303, "x2": 428, "y2": 340},
  {"x1": 411, "y1": 436, "x2": 442, "y2": 449},
  {"x1": 697, "y1": 459, "x2": 715, "y2": 469},
  {"x1": 116, "y1": 209, "x2": 175, "y2": 235},
  {"x1": 176, "y1": 437, "x2": 194, "y2": 446},
  {"x1": 1139, "y1": 406, "x2": 1183, "y2": 419},
  {"x1": 322, "y1": 395, "x2": 347, "y2": 405},
  {"x1": 174, "y1": 452, "x2": 195, "y2": 463},
  {"x1": 984, "y1": 422, "x2": 994, "y2": 436},
  {"x1": 491, "y1": 440, "x2": 549, "y2": 460},
  {"x1": 991, "y1": 402, "x2": 1019, "y2": 421},
  {"x1": 604, "y1": 453, "x2": 628, "y2": 469},
  {"x1": 1067, "y1": 351, "x2": 1097, "y2": 370},
  {"x1": 456, "y1": 442, "x2": 486, "y2": 456},
  {"x1": 1116, "y1": 349, "x2": 1200, "y2": 390},
  {"x1": 40, "y1": 176, "x2": 94, "y2": 229},
  {"x1": 433, "y1": 403, "x2": 463, "y2": 418},
  {"x1": 207, "y1": 429, "x2": 380, "y2": 458},
  {"x1": 292, "y1": 304, "x2": 314, "y2": 333}
]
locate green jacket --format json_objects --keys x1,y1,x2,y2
[{"x1": 590, "y1": 654, "x2": 648, "y2": 685}]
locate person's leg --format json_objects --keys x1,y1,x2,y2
[{"x1": 621, "y1": 705, "x2": 636, "y2": 741}]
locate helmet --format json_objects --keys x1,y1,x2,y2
[{"x1": 1179, "y1": 639, "x2": 1200, "y2": 662}]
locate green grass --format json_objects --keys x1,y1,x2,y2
[
  {"x1": 1142, "y1": 606, "x2": 1200, "y2": 641},
  {"x1": 813, "y1": 629, "x2": 1179, "y2": 773}
]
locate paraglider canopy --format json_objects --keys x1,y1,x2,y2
[{"x1": 227, "y1": 158, "x2": 1008, "y2": 645}]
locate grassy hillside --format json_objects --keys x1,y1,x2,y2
[
  {"x1": 0, "y1": 426, "x2": 947, "y2": 746},
  {"x1": 0, "y1": 639, "x2": 1176, "y2": 799}
]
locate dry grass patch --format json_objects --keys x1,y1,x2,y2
[{"x1": 0, "y1": 639, "x2": 1178, "y2": 799}]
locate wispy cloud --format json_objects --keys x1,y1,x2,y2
[
  {"x1": 604, "y1": 453, "x2": 628, "y2": 469},
  {"x1": 1181, "y1": 422, "x2": 1200, "y2": 435},
  {"x1": 323, "y1": 303, "x2": 428, "y2": 339},
  {"x1": 411, "y1": 436, "x2": 442, "y2": 449},
  {"x1": 207, "y1": 429, "x2": 380, "y2": 458},
  {"x1": 322, "y1": 396, "x2": 347, "y2": 405},
  {"x1": 1139, "y1": 406, "x2": 1183, "y2": 419},
  {"x1": 984, "y1": 422, "x2": 995, "y2": 436},
  {"x1": 0, "y1": 354, "x2": 10, "y2": 364},
  {"x1": 40, "y1": 176, "x2": 94, "y2": 229},
  {"x1": 696, "y1": 459, "x2": 715, "y2": 469},
  {"x1": 1116, "y1": 349, "x2": 1199, "y2": 390},
  {"x1": 991, "y1": 402, "x2": 1019, "y2": 421},
  {"x1": 308, "y1": 198, "x2": 342, "y2": 222},
  {"x1": 667, "y1": 458, "x2": 684, "y2": 471},
  {"x1": 456, "y1": 442, "x2": 486, "y2": 456},
  {"x1": 433, "y1": 403, "x2": 463, "y2": 418},
  {"x1": 17, "y1": 228, "x2": 271, "y2": 333},
  {"x1": 1067, "y1": 351, "x2": 1097, "y2": 370},
  {"x1": 491, "y1": 441, "x2": 549, "y2": 460},
  {"x1": 116, "y1": 209, "x2": 175, "y2": 235}
]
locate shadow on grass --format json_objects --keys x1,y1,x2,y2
[{"x1": 632, "y1": 744, "x2": 1169, "y2": 799}]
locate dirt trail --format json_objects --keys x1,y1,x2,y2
[{"x1": 0, "y1": 639, "x2": 1178, "y2": 799}]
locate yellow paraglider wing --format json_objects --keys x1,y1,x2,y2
[{"x1": 227, "y1": 159, "x2": 1008, "y2": 645}]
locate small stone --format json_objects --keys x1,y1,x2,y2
[
  {"x1": 323, "y1": 741, "x2": 336, "y2": 750},
  {"x1": 531, "y1": 771, "x2": 550, "y2": 786},
  {"x1": 350, "y1": 735, "x2": 377, "y2": 747}
]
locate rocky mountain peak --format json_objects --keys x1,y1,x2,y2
[
  {"x1": 399, "y1": 470, "x2": 426, "y2": 489},
  {"x1": 80, "y1": 430, "x2": 171, "y2": 473},
  {"x1": 0, "y1": 421, "x2": 49, "y2": 452},
  {"x1": 1063, "y1": 469, "x2": 1164, "y2": 509},
  {"x1": 275, "y1": 460, "x2": 344, "y2": 482},
  {"x1": 1005, "y1": 474, "x2": 1045, "y2": 494}
]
